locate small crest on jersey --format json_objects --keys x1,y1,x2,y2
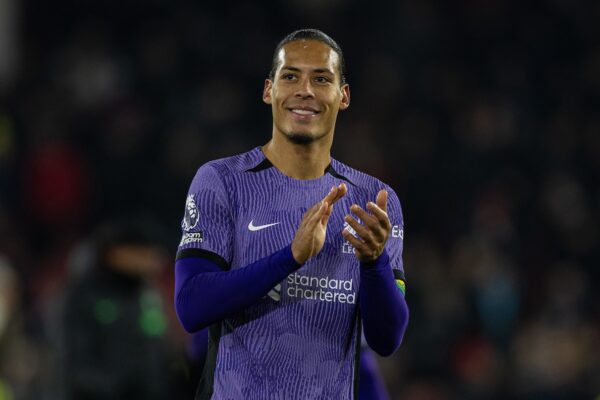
[
  {"x1": 343, "y1": 221, "x2": 358, "y2": 237},
  {"x1": 342, "y1": 221, "x2": 358, "y2": 254},
  {"x1": 182, "y1": 194, "x2": 199, "y2": 231}
]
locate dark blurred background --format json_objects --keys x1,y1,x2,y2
[{"x1": 0, "y1": 0, "x2": 598, "y2": 399}]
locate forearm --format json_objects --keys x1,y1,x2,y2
[
  {"x1": 175, "y1": 245, "x2": 300, "y2": 332},
  {"x1": 359, "y1": 250, "x2": 409, "y2": 356}
]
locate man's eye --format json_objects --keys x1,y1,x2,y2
[
  {"x1": 282, "y1": 74, "x2": 296, "y2": 80},
  {"x1": 314, "y1": 76, "x2": 330, "y2": 83}
]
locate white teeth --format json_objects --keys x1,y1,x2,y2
[{"x1": 291, "y1": 109, "x2": 316, "y2": 115}]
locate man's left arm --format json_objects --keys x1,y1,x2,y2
[{"x1": 343, "y1": 188, "x2": 409, "y2": 357}]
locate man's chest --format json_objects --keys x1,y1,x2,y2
[
  {"x1": 231, "y1": 187, "x2": 362, "y2": 265},
  {"x1": 225, "y1": 183, "x2": 364, "y2": 342}
]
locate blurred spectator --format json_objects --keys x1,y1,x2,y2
[
  {"x1": 0, "y1": 256, "x2": 41, "y2": 400},
  {"x1": 21, "y1": 139, "x2": 90, "y2": 229},
  {"x1": 62, "y1": 220, "x2": 186, "y2": 400}
]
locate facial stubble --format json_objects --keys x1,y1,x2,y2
[{"x1": 284, "y1": 129, "x2": 330, "y2": 145}]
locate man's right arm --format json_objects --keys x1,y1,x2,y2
[
  {"x1": 174, "y1": 182, "x2": 347, "y2": 333},
  {"x1": 175, "y1": 245, "x2": 300, "y2": 332}
]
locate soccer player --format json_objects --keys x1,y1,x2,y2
[{"x1": 175, "y1": 29, "x2": 409, "y2": 399}]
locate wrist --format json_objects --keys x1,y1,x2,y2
[
  {"x1": 360, "y1": 249, "x2": 390, "y2": 270},
  {"x1": 290, "y1": 243, "x2": 307, "y2": 265}
]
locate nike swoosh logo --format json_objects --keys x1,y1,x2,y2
[{"x1": 248, "y1": 220, "x2": 280, "y2": 231}]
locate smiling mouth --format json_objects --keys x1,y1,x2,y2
[{"x1": 288, "y1": 108, "x2": 320, "y2": 116}]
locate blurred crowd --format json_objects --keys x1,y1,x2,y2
[{"x1": 0, "y1": 0, "x2": 598, "y2": 399}]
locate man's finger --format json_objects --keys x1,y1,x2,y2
[
  {"x1": 349, "y1": 204, "x2": 378, "y2": 231},
  {"x1": 342, "y1": 229, "x2": 370, "y2": 254},
  {"x1": 313, "y1": 200, "x2": 328, "y2": 221},
  {"x1": 322, "y1": 185, "x2": 338, "y2": 204},
  {"x1": 366, "y1": 202, "x2": 391, "y2": 229},
  {"x1": 302, "y1": 201, "x2": 322, "y2": 227},
  {"x1": 322, "y1": 183, "x2": 347, "y2": 206},
  {"x1": 376, "y1": 189, "x2": 388, "y2": 213},
  {"x1": 344, "y1": 215, "x2": 376, "y2": 246},
  {"x1": 320, "y1": 203, "x2": 334, "y2": 225},
  {"x1": 332, "y1": 183, "x2": 347, "y2": 205},
  {"x1": 305, "y1": 201, "x2": 321, "y2": 217}
]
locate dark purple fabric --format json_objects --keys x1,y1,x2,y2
[
  {"x1": 174, "y1": 245, "x2": 301, "y2": 332},
  {"x1": 176, "y1": 244, "x2": 408, "y2": 357},
  {"x1": 360, "y1": 250, "x2": 409, "y2": 356},
  {"x1": 174, "y1": 148, "x2": 408, "y2": 397},
  {"x1": 359, "y1": 347, "x2": 390, "y2": 400},
  {"x1": 187, "y1": 329, "x2": 209, "y2": 363}
]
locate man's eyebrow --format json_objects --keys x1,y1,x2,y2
[
  {"x1": 313, "y1": 68, "x2": 334, "y2": 75},
  {"x1": 280, "y1": 66, "x2": 335, "y2": 75},
  {"x1": 281, "y1": 66, "x2": 301, "y2": 72}
]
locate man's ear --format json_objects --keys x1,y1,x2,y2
[
  {"x1": 263, "y1": 79, "x2": 273, "y2": 105},
  {"x1": 339, "y1": 84, "x2": 350, "y2": 110}
]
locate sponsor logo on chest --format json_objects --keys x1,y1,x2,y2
[
  {"x1": 266, "y1": 273, "x2": 356, "y2": 304},
  {"x1": 286, "y1": 273, "x2": 356, "y2": 304}
]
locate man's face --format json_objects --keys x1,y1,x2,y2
[{"x1": 263, "y1": 40, "x2": 350, "y2": 144}]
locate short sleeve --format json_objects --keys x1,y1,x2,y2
[
  {"x1": 384, "y1": 187, "x2": 405, "y2": 275},
  {"x1": 176, "y1": 163, "x2": 233, "y2": 268}
]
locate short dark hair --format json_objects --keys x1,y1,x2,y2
[{"x1": 268, "y1": 29, "x2": 347, "y2": 85}]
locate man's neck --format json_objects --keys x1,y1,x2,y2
[{"x1": 262, "y1": 134, "x2": 332, "y2": 180}]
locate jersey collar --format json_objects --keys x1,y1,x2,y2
[{"x1": 246, "y1": 156, "x2": 355, "y2": 186}]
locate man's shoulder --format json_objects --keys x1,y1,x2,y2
[
  {"x1": 198, "y1": 147, "x2": 263, "y2": 177},
  {"x1": 332, "y1": 159, "x2": 403, "y2": 218},
  {"x1": 187, "y1": 147, "x2": 263, "y2": 195},
  {"x1": 331, "y1": 158, "x2": 394, "y2": 193}
]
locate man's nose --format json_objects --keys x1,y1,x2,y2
[{"x1": 294, "y1": 76, "x2": 314, "y2": 99}]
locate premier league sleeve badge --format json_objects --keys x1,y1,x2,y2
[{"x1": 182, "y1": 194, "x2": 199, "y2": 232}]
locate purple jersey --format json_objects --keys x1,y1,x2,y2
[{"x1": 177, "y1": 147, "x2": 405, "y2": 400}]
